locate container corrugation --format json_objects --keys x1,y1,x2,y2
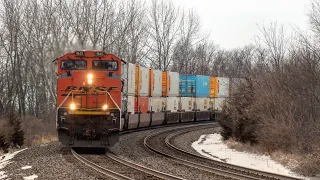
[
  {"x1": 149, "y1": 69, "x2": 162, "y2": 97},
  {"x1": 149, "y1": 97, "x2": 164, "y2": 113},
  {"x1": 134, "y1": 97, "x2": 149, "y2": 113},
  {"x1": 214, "y1": 97, "x2": 227, "y2": 111},
  {"x1": 195, "y1": 97, "x2": 210, "y2": 111},
  {"x1": 209, "y1": 77, "x2": 218, "y2": 98},
  {"x1": 179, "y1": 75, "x2": 196, "y2": 97},
  {"x1": 165, "y1": 97, "x2": 179, "y2": 112},
  {"x1": 135, "y1": 66, "x2": 140, "y2": 96},
  {"x1": 180, "y1": 97, "x2": 195, "y2": 112},
  {"x1": 127, "y1": 63, "x2": 136, "y2": 96},
  {"x1": 127, "y1": 96, "x2": 135, "y2": 114},
  {"x1": 195, "y1": 75, "x2": 209, "y2": 97},
  {"x1": 218, "y1": 77, "x2": 229, "y2": 98},
  {"x1": 229, "y1": 78, "x2": 245, "y2": 97},
  {"x1": 135, "y1": 66, "x2": 149, "y2": 96},
  {"x1": 162, "y1": 72, "x2": 168, "y2": 96},
  {"x1": 162, "y1": 72, "x2": 180, "y2": 97},
  {"x1": 168, "y1": 72, "x2": 179, "y2": 97}
]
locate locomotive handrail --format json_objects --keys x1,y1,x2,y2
[
  {"x1": 57, "y1": 90, "x2": 83, "y2": 110},
  {"x1": 57, "y1": 90, "x2": 121, "y2": 112}
]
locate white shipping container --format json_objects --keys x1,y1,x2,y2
[
  {"x1": 168, "y1": 72, "x2": 179, "y2": 96},
  {"x1": 165, "y1": 97, "x2": 179, "y2": 112},
  {"x1": 127, "y1": 96, "x2": 135, "y2": 114},
  {"x1": 127, "y1": 63, "x2": 136, "y2": 96},
  {"x1": 195, "y1": 97, "x2": 210, "y2": 111},
  {"x1": 218, "y1": 77, "x2": 229, "y2": 98},
  {"x1": 139, "y1": 66, "x2": 149, "y2": 97},
  {"x1": 214, "y1": 97, "x2": 227, "y2": 111},
  {"x1": 152, "y1": 69, "x2": 163, "y2": 97},
  {"x1": 149, "y1": 97, "x2": 164, "y2": 113},
  {"x1": 180, "y1": 97, "x2": 195, "y2": 112}
]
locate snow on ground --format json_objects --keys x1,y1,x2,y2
[
  {"x1": 0, "y1": 149, "x2": 26, "y2": 179},
  {"x1": 21, "y1": 165, "x2": 32, "y2": 170},
  {"x1": 0, "y1": 171, "x2": 7, "y2": 179},
  {"x1": 192, "y1": 134, "x2": 305, "y2": 179},
  {"x1": 23, "y1": 174, "x2": 38, "y2": 180}
]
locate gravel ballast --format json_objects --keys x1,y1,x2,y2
[
  {"x1": 1, "y1": 122, "x2": 223, "y2": 180},
  {"x1": 1, "y1": 142, "x2": 100, "y2": 180},
  {"x1": 110, "y1": 123, "x2": 233, "y2": 180}
]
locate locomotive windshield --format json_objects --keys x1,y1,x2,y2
[
  {"x1": 61, "y1": 60, "x2": 87, "y2": 70},
  {"x1": 92, "y1": 60, "x2": 118, "y2": 70}
]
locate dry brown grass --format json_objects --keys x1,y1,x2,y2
[{"x1": 0, "y1": 115, "x2": 56, "y2": 148}]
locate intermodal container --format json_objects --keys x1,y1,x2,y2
[
  {"x1": 126, "y1": 63, "x2": 136, "y2": 96},
  {"x1": 195, "y1": 97, "x2": 210, "y2": 111},
  {"x1": 195, "y1": 75, "x2": 209, "y2": 97},
  {"x1": 209, "y1": 77, "x2": 218, "y2": 98},
  {"x1": 134, "y1": 97, "x2": 149, "y2": 113},
  {"x1": 218, "y1": 77, "x2": 229, "y2": 98},
  {"x1": 180, "y1": 97, "x2": 195, "y2": 112},
  {"x1": 135, "y1": 66, "x2": 149, "y2": 97},
  {"x1": 214, "y1": 97, "x2": 227, "y2": 111},
  {"x1": 149, "y1": 68, "x2": 162, "y2": 97},
  {"x1": 165, "y1": 97, "x2": 179, "y2": 112},
  {"x1": 162, "y1": 71, "x2": 179, "y2": 97},
  {"x1": 149, "y1": 97, "x2": 164, "y2": 113},
  {"x1": 179, "y1": 75, "x2": 196, "y2": 97},
  {"x1": 127, "y1": 96, "x2": 135, "y2": 114}
]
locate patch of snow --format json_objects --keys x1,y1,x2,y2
[
  {"x1": 0, "y1": 149, "x2": 26, "y2": 169},
  {"x1": 21, "y1": 166, "x2": 32, "y2": 170},
  {"x1": 23, "y1": 174, "x2": 38, "y2": 180},
  {"x1": 0, "y1": 149, "x2": 26, "y2": 180},
  {"x1": 192, "y1": 134, "x2": 306, "y2": 179},
  {"x1": 0, "y1": 171, "x2": 7, "y2": 179}
]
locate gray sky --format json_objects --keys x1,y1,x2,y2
[{"x1": 173, "y1": 0, "x2": 310, "y2": 49}]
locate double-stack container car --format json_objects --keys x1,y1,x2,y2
[{"x1": 55, "y1": 50, "x2": 242, "y2": 148}]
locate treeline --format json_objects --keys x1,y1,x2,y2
[
  {"x1": 0, "y1": 0, "x2": 251, "y2": 119},
  {"x1": 218, "y1": 2, "x2": 320, "y2": 176}
]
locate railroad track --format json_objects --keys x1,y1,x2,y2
[
  {"x1": 71, "y1": 148, "x2": 183, "y2": 180},
  {"x1": 144, "y1": 124, "x2": 302, "y2": 180}
]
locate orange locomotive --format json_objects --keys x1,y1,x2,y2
[{"x1": 56, "y1": 50, "x2": 123, "y2": 147}]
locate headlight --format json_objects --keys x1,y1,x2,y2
[
  {"x1": 87, "y1": 73, "x2": 93, "y2": 84},
  {"x1": 87, "y1": 74, "x2": 93, "y2": 79},
  {"x1": 102, "y1": 104, "x2": 108, "y2": 110},
  {"x1": 70, "y1": 103, "x2": 76, "y2": 110}
]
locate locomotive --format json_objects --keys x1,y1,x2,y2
[
  {"x1": 56, "y1": 50, "x2": 236, "y2": 147},
  {"x1": 56, "y1": 51, "x2": 123, "y2": 147}
]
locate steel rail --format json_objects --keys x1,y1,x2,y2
[
  {"x1": 106, "y1": 152, "x2": 185, "y2": 180},
  {"x1": 165, "y1": 129, "x2": 303, "y2": 180},
  {"x1": 144, "y1": 125, "x2": 302, "y2": 180},
  {"x1": 71, "y1": 149, "x2": 133, "y2": 180}
]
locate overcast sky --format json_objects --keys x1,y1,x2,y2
[{"x1": 173, "y1": 0, "x2": 310, "y2": 49}]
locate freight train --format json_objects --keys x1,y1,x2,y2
[{"x1": 56, "y1": 50, "x2": 241, "y2": 147}]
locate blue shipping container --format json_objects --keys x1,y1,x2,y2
[
  {"x1": 179, "y1": 75, "x2": 196, "y2": 97},
  {"x1": 179, "y1": 75, "x2": 210, "y2": 97},
  {"x1": 195, "y1": 75, "x2": 210, "y2": 97}
]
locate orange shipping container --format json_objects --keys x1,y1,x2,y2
[
  {"x1": 134, "y1": 97, "x2": 149, "y2": 114},
  {"x1": 135, "y1": 66, "x2": 141, "y2": 96},
  {"x1": 162, "y1": 72, "x2": 169, "y2": 96},
  {"x1": 209, "y1": 77, "x2": 219, "y2": 98},
  {"x1": 162, "y1": 71, "x2": 179, "y2": 96}
]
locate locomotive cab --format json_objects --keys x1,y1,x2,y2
[{"x1": 56, "y1": 50, "x2": 122, "y2": 147}]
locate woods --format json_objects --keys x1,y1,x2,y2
[{"x1": 0, "y1": 0, "x2": 319, "y2": 175}]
